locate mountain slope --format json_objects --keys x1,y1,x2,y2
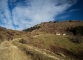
[
  {"x1": 24, "y1": 21, "x2": 83, "y2": 34},
  {"x1": 0, "y1": 20, "x2": 83, "y2": 60},
  {"x1": 0, "y1": 40, "x2": 32, "y2": 60},
  {"x1": 0, "y1": 38, "x2": 66, "y2": 60}
]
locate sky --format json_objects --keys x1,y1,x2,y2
[{"x1": 0, "y1": 0, "x2": 83, "y2": 30}]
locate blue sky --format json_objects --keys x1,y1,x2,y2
[
  {"x1": 0, "y1": 0, "x2": 83, "y2": 30},
  {"x1": 56, "y1": 0, "x2": 83, "y2": 20}
]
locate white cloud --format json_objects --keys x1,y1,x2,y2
[
  {"x1": 69, "y1": 9, "x2": 81, "y2": 12},
  {"x1": 0, "y1": 0, "x2": 77, "y2": 30}
]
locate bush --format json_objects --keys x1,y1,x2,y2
[
  {"x1": 0, "y1": 35, "x2": 2, "y2": 39},
  {"x1": 19, "y1": 39, "x2": 27, "y2": 44},
  {"x1": 67, "y1": 26, "x2": 83, "y2": 35},
  {"x1": 50, "y1": 44, "x2": 69, "y2": 54},
  {"x1": 23, "y1": 26, "x2": 40, "y2": 32},
  {"x1": 68, "y1": 35, "x2": 83, "y2": 44}
]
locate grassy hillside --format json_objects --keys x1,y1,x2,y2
[
  {"x1": 0, "y1": 26, "x2": 25, "y2": 43},
  {"x1": 22, "y1": 21, "x2": 83, "y2": 59},
  {"x1": 23, "y1": 21, "x2": 83, "y2": 34},
  {"x1": 0, "y1": 20, "x2": 83, "y2": 60},
  {"x1": 19, "y1": 32, "x2": 83, "y2": 59}
]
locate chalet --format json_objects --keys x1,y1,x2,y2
[
  {"x1": 56, "y1": 32, "x2": 60, "y2": 35},
  {"x1": 63, "y1": 33, "x2": 66, "y2": 35},
  {"x1": 56, "y1": 32, "x2": 66, "y2": 36}
]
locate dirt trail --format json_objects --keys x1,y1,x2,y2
[
  {"x1": 0, "y1": 38, "x2": 64, "y2": 60},
  {"x1": 13, "y1": 38, "x2": 63, "y2": 60},
  {"x1": 0, "y1": 41, "x2": 32, "y2": 60},
  {"x1": 24, "y1": 43, "x2": 61, "y2": 60}
]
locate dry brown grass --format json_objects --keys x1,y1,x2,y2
[
  {"x1": 0, "y1": 21, "x2": 83, "y2": 60},
  {"x1": 32, "y1": 21, "x2": 83, "y2": 34}
]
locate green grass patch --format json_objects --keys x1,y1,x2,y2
[
  {"x1": 26, "y1": 33, "x2": 83, "y2": 59},
  {"x1": 12, "y1": 40, "x2": 56, "y2": 60}
]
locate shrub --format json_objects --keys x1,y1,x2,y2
[
  {"x1": 68, "y1": 35, "x2": 83, "y2": 44},
  {"x1": 23, "y1": 26, "x2": 40, "y2": 32},
  {"x1": 66, "y1": 26, "x2": 83, "y2": 35},
  {"x1": 0, "y1": 35, "x2": 2, "y2": 39},
  {"x1": 50, "y1": 44, "x2": 70, "y2": 54},
  {"x1": 19, "y1": 39, "x2": 27, "y2": 44}
]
